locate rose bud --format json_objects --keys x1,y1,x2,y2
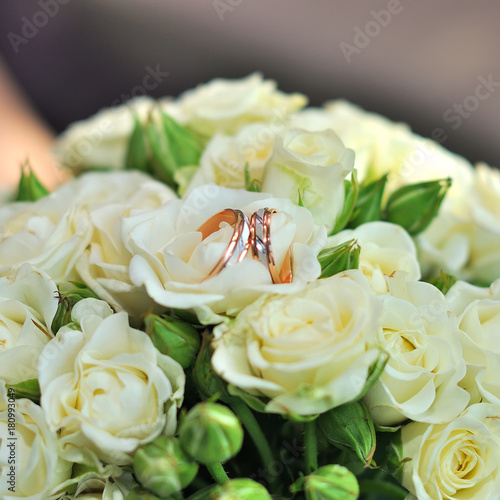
[
  {"x1": 210, "y1": 479, "x2": 273, "y2": 499},
  {"x1": 179, "y1": 402, "x2": 243, "y2": 464},
  {"x1": 145, "y1": 312, "x2": 201, "y2": 369},
  {"x1": 133, "y1": 435, "x2": 198, "y2": 497}
]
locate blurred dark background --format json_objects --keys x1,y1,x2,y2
[{"x1": 1, "y1": 0, "x2": 499, "y2": 166}]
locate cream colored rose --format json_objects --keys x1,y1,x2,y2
[
  {"x1": 260, "y1": 128, "x2": 354, "y2": 232},
  {"x1": 162, "y1": 73, "x2": 307, "y2": 136},
  {"x1": 185, "y1": 123, "x2": 277, "y2": 193},
  {"x1": 211, "y1": 270, "x2": 382, "y2": 415},
  {"x1": 0, "y1": 264, "x2": 59, "y2": 384},
  {"x1": 291, "y1": 101, "x2": 415, "y2": 182},
  {"x1": 54, "y1": 96, "x2": 155, "y2": 172},
  {"x1": 124, "y1": 185, "x2": 326, "y2": 322},
  {"x1": 72, "y1": 171, "x2": 177, "y2": 316},
  {"x1": 364, "y1": 274, "x2": 468, "y2": 425},
  {"x1": 446, "y1": 279, "x2": 500, "y2": 405},
  {"x1": 416, "y1": 211, "x2": 474, "y2": 279},
  {"x1": 0, "y1": 381, "x2": 72, "y2": 499},
  {"x1": 401, "y1": 403, "x2": 500, "y2": 500},
  {"x1": 38, "y1": 299, "x2": 185, "y2": 466},
  {"x1": 466, "y1": 163, "x2": 500, "y2": 284},
  {"x1": 0, "y1": 191, "x2": 92, "y2": 282},
  {"x1": 326, "y1": 221, "x2": 420, "y2": 293},
  {"x1": 59, "y1": 475, "x2": 133, "y2": 500}
]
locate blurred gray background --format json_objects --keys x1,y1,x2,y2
[{"x1": 1, "y1": 0, "x2": 499, "y2": 166}]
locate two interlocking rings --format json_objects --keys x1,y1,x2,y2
[{"x1": 197, "y1": 208, "x2": 292, "y2": 284}]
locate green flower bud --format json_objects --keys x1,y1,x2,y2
[
  {"x1": 126, "y1": 486, "x2": 161, "y2": 500},
  {"x1": 192, "y1": 335, "x2": 228, "y2": 401},
  {"x1": 317, "y1": 239, "x2": 360, "y2": 278},
  {"x1": 144, "y1": 110, "x2": 204, "y2": 189},
  {"x1": 145, "y1": 313, "x2": 201, "y2": 369},
  {"x1": 179, "y1": 402, "x2": 243, "y2": 464},
  {"x1": 51, "y1": 283, "x2": 99, "y2": 333},
  {"x1": 318, "y1": 401, "x2": 376, "y2": 466},
  {"x1": 133, "y1": 435, "x2": 198, "y2": 497},
  {"x1": 210, "y1": 479, "x2": 272, "y2": 500},
  {"x1": 384, "y1": 177, "x2": 451, "y2": 235},
  {"x1": 348, "y1": 174, "x2": 387, "y2": 228},
  {"x1": 298, "y1": 465, "x2": 360, "y2": 500},
  {"x1": 15, "y1": 161, "x2": 50, "y2": 201}
]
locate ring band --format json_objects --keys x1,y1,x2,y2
[
  {"x1": 197, "y1": 209, "x2": 251, "y2": 280},
  {"x1": 250, "y1": 208, "x2": 293, "y2": 284}
]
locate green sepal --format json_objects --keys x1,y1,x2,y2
[
  {"x1": 227, "y1": 384, "x2": 268, "y2": 413},
  {"x1": 244, "y1": 163, "x2": 261, "y2": 192},
  {"x1": 15, "y1": 161, "x2": 50, "y2": 201},
  {"x1": 318, "y1": 400, "x2": 376, "y2": 467},
  {"x1": 427, "y1": 269, "x2": 457, "y2": 295},
  {"x1": 317, "y1": 239, "x2": 360, "y2": 279},
  {"x1": 5, "y1": 379, "x2": 41, "y2": 404},
  {"x1": 125, "y1": 116, "x2": 152, "y2": 174},
  {"x1": 384, "y1": 177, "x2": 451, "y2": 235},
  {"x1": 330, "y1": 170, "x2": 359, "y2": 235},
  {"x1": 357, "y1": 351, "x2": 389, "y2": 399},
  {"x1": 348, "y1": 173, "x2": 387, "y2": 228}
]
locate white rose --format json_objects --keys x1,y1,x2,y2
[
  {"x1": 38, "y1": 299, "x2": 185, "y2": 466},
  {"x1": 326, "y1": 221, "x2": 420, "y2": 293},
  {"x1": 416, "y1": 211, "x2": 473, "y2": 279},
  {"x1": 0, "y1": 381, "x2": 72, "y2": 499},
  {"x1": 291, "y1": 101, "x2": 415, "y2": 182},
  {"x1": 211, "y1": 270, "x2": 382, "y2": 415},
  {"x1": 162, "y1": 73, "x2": 307, "y2": 136},
  {"x1": 260, "y1": 128, "x2": 354, "y2": 231},
  {"x1": 0, "y1": 264, "x2": 59, "y2": 384},
  {"x1": 466, "y1": 163, "x2": 500, "y2": 284},
  {"x1": 124, "y1": 185, "x2": 326, "y2": 322},
  {"x1": 364, "y1": 273, "x2": 469, "y2": 425},
  {"x1": 0, "y1": 190, "x2": 92, "y2": 281},
  {"x1": 71, "y1": 171, "x2": 177, "y2": 316},
  {"x1": 59, "y1": 475, "x2": 133, "y2": 500},
  {"x1": 401, "y1": 403, "x2": 500, "y2": 500},
  {"x1": 54, "y1": 96, "x2": 155, "y2": 172},
  {"x1": 185, "y1": 123, "x2": 278, "y2": 194},
  {"x1": 446, "y1": 279, "x2": 500, "y2": 405}
]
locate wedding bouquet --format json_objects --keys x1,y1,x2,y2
[{"x1": 2, "y1": 73, "x2": 500, "y2": 500}]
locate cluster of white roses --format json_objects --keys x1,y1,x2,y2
[{"x1": 1, "y1": 73, "x2": 500, "y2": 499}]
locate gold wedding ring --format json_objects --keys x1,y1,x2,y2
[
  {"x1": 197, "y1": 209, "x2": 251, "y2": 280},
  {"x1": 250, "y1": 208, "x2": 293, "y2": 284}
]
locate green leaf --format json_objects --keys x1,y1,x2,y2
[
  {"x1": 330, "y1": 170, "x2": 359, "y2": 235},
  {"x1": 348, "y1": 174, "x2": 387, "y2": 228},
  {"x1": 15, "y1": 160, "x2": 50, "y2": 201},
  {"x1": 384, "y1": 178, "x2": 451, "y2": 235},
  {"x1": 227, "y1": 384, "x2": 268, "y2": 413},
  {"x1": 318, "y1": 400, "x2": 376, "y2": 467},
  {"x1": 244, "y1": 163, "x2": 261, "y2": 192},
  {"x1": 427, "y1": 269, "x2": 457, "y2": 295},
  {"x1": 317, "y1": 239, "x2": 360, "y2": 278},
  {"x1": 6, "y1": 379, "x2": 41, "y2": 404}
]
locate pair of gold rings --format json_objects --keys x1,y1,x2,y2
[{"x1": 197, "y1": 208, "x2": 292, "y2": 284}]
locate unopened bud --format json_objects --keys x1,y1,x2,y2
[
  {"x1": 179, "y1": 402, "x2": 243, "y2": 464},
  {"x1": 210, "y1": 479, "x2": 272, "y2": 499}
]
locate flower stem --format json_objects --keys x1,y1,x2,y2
[
  {"x1": 228, "y1": 398, "x2": 280, "y2": 491},
  {"x1": 206, "y1": 462, "x2": 230, "y2": 484},
  {"x1": 304, "y1": 420, "x2": 318, "y2": 474}
]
